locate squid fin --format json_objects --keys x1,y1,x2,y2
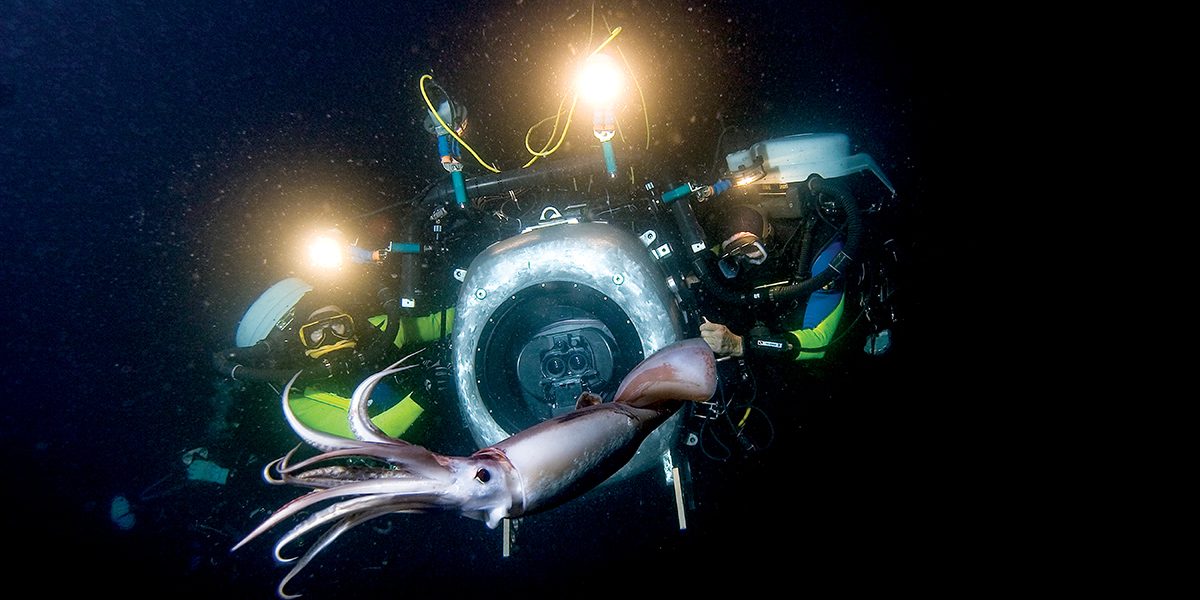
[{"x1": 612, "y1": 339, "x2": 716, "y2": 408}]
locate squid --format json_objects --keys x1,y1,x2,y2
[{"x1": 232, "y1": 338, "x2": 716, "y2": 598}]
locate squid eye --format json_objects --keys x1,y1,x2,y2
[{"x1": 474, "y1": 468, "x2": 491, "y2": 483}]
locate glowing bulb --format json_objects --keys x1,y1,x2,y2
[
  {"x1": 576, "y1": 53, "x2": 623, "y2": 106},
  {"x1": 736, "y1": 174, "x2": 761, "y2": 187},
  {"x1": 307, "y1": 234, "x2": 345, "y2": 270},
  {"x1": 731, "y1": 164, "x2": 768, "y2": 187}
]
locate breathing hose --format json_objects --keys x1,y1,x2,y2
[
  {"x1": 766, "y1": 175, "x2": 861, "y2": 303},
  {"x1": 211, "y1": 342, "x2": 297, "y2": 385}
]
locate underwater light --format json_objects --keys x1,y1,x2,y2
[
  {"x1": 727, "y1": 155, "x2": 768, "y2": 187},
  {"x1": 307, "y1": 231, "x2": 346, "y2": 270},
  {"x1": 576, "y1": 53, "x2": 623, "y2": 106},
  {"x1": 731, "y1": 163, "x2": 768, "y2": 187}
]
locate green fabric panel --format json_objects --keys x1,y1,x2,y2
[
  {"x1": 371, "y1": 395, "x2": 424, "y2": 437},
  {"x1": 791, "y1": 296, "x2": 845, "y2": 361},
  {"x1": 368, "y1": 308, "x2": 455, "y2": 350},
  {"x1": 407, "y1": 307, "x2": 454, "y2": 346},
  {"x1": 290, "y1": 389, "x2": 423, "y2": 439}
]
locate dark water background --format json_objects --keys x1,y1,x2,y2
[{"x1": 1, "y1": 1, "x2": 955, "y2": 596}]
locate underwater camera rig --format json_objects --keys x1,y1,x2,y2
[{"x1": 216, "y1": 58, "x2": 901, "y2": 483}]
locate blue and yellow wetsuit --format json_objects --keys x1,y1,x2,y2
[{"x1": 779, "y1": 240, "x2": 844, "y2": 361}]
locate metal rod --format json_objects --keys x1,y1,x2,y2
[
  {"x1": 672, "y1": 466, "x2": 687, "y2": 530},
  {"x1": 503, "y1": 518, "x2": 511, "y2": 557}
]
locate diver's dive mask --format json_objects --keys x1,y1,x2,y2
[
  {"x1": 299, "y1": 312, "x2": 357, "y2": 358},
  {"x1": 718, "y1": 232, "x2": 768, "y2": 279}
]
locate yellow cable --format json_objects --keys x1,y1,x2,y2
[
  {"x1": 520, "y1": 95, "x2": 569, "y2": 167},
  {"x1": 589, "y1": 26, "x2": 622, "y2": 56},
  {"x1": 523, "y1": 93, "x2": 572, "y2": 164},
  {"x1": 524, "y1": 102, "x2": 566, "y2": 155},
  {"x1": 521, "y1": 94, "x2": 580, "y2": 168},
  {"x1": 420, "y1": 74, "x2": 501, "y2": 174},
  {"x1": 588, "y1": 0, "x2": 595, "y2": 47},
  {"x1": 518, "y1": 14, "x2": 623, "y2": 167},
  {"x1": 737, "y1": 407, "x2": 752, "y2": 429},
  {"x1": 604, "y1": 15, "x2": 650, "y2": 150}
]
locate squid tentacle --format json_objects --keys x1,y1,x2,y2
[
  {"x1": 273, "y1": 494, "x2": 416, "y2": 563},
  {"x1": 262, "y1": 455, "x2": 291, "y2": 486},
  {"x1": 233, "y1": 477, "x2": 456, "y2": 553},
  {"x1": 276, "y1": 506, "x2": 399, "y2": 600},
  {"x1": 280, "y1": 347, "x2": 426, "y2": 454},
  {"x1": 347, "y1": 347, "x2": 426, "y2": 444},
  {"x1": 274, "y1": 444, "x2": 450, "y2": 482},
  {"x1": 280, "y1": 371, "x2": 359, "y2": 453}
]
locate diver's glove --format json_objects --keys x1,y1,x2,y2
[
  {"x1": 423, "y1": 359, "x2": 455, "y2": 398},
  {"x1": 743, "y1": 321, "x2": 798, "y2": 359},
  {"x1": 700, "y1": 318, "x2": 744, "y2": 357}
]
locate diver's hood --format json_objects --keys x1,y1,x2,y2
[{"x1": 235, "y1": 277, "x2": 313, "y2": 348}]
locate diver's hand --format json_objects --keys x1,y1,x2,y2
[
  {"x1": 700, "y1": 318, "x2": 744, "y2": 357},
  {"x1": 423, "y1": 359, "x2": 455, "y2": 400}
]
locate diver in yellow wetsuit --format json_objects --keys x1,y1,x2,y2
[{"x1": 212, "y1": 278, "x2": 453, "y2": 443}]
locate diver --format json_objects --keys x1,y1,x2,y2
[
  {"x1": 679, "y1": 196, "x2": 851, "y2": 462},
  {"x1": 698, "y1": 203, "x2": 846, "y2": 361},
  {"x1": 211, "y1": 277, "x2": 456, "y2": 446}
]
